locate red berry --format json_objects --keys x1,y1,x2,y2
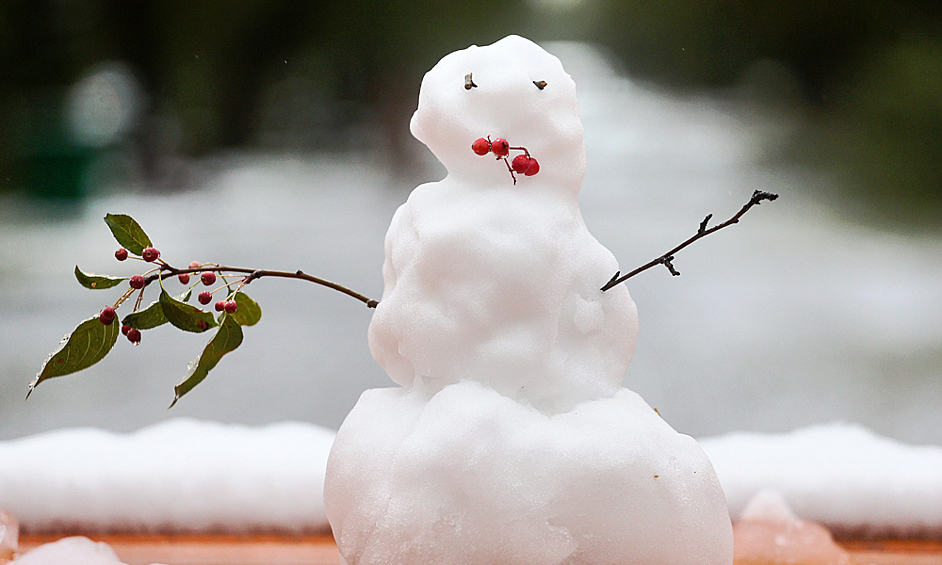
[
  {"x1": 99, "y1": 307, "x2": 116, "y2": 325},
  {"x1": 127, "y1": 328, "x2": 142, "y2": 344},
  {"x1": 121, "y1": 324, "x2": 131, "y2": 336},
  {"x1": 189, "y1": 261, "x2": 201, "y2": 269},
  {"x1": 491, "y1": 138, "x2": 510, "y2": 157},
  {"x1": 115, "y1": 248, "x2": 129, "y2": 261},
  {"x1": 471, "y1": 138, "x2": 491, "y2": 156},
  {"x1": 178, "y1": 273, "x2": 191, "y2": 284},
  {"x1": 224, "y1": 300, "x2": 238, "y2": 314},
  {"x1": 511, "y1": 154, "x2": 530, "y2": 174},
  {"x1": 142, "y1": 247, "x2": 160, "y2": 262},
  {"x1": 215, "y1": 301, "x2": 226, "y2": 312},
  {"x1": 524, "y1": 158, "x2": 540, "y2": 176},
  {"x1": 198, "y1": 291, "x2": 213, "y2": 305},
  {"x1": 129, "y1": 274, "x2": 145, "y2": 289},
  {"x1": 201, "y1": 271, "x2": 216, "y2": 286}
]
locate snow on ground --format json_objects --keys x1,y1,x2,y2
[{"x1": 1, "y1": 418, "x2": 941, "y2": 537}]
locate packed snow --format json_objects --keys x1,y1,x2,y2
[{"x1": 326, "y1": 35, "x2": 732, "y2": 565}]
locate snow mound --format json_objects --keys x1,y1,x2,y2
[
  {"x1": 0, "y1": 419, "x2": 334, "y2": 533},
  {"x1": 10, "y1": 536, "x2": 133, "y2": 565},
  {"x1": 326, "y1": 381, "x2": 731, "y2": 565},
  {"x1": 732, "y1": 490, "x2": 854, "y2": 565},
  {"x1": 703, "y1": 423, "x2": 942, "y2": 537}
]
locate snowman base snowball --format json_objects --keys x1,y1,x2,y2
[{"x1": 324, "y1": 35, "x2": 733, "y2": 565}]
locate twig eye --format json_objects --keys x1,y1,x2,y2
[
  {"x1": 533, "y1": 80, "x2": 547, "y2": 90},
  {"x1": 465, "y1": 73, "x2": 477, "y2": 90}
]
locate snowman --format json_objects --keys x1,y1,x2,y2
[{"x1": 324, "y1": 35, "x2": 733, "y2": 565}]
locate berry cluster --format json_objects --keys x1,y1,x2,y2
[
  {"x1": 471, "y1": 137, "x2": 539, "y2": 184},
  {"x1": 101, "y1": 248, "x2": 238, "y2": 345}
]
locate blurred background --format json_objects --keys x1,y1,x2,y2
[{"x1": 1, "y1": 1, "x2": 940, "y2": 443}]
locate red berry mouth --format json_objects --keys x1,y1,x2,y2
[{"x1": 470, "y1": 136, "x2": 539, "y2": 184}]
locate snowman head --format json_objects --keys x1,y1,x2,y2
[{"x1": 411, "y1": 35, "x2": 586, "y2": 193}]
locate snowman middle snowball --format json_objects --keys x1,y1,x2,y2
[{"x1": 368, "y1": 34, "x2": 638, "y2": 413}]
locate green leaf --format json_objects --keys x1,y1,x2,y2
[
  {"x1": 74, "y1": 266, "x2": 127, "y2": 290},
  {"x1": 28, "y1": 316, "x2": 121, "y2": 397},
  {"x1": 122, "y1": 301, "x2": 168, "y2": 330},
  {"x1": 170, "y1": 315, "x2": 243, "y2": 407},
  {"x1": 229, "y1": 291, "x2": 262, "y2": 326},
  {"x1": 122, "y1": 289, "x2": 193, "y2": 331},
  {"x1": 159, "y1": 289, "x2": 217, "y2": 333},
  {"x1": 103, "y1": 214, "x2": 152, "y2": 255}
]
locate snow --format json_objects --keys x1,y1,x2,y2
[
  {"x1": 2, "y1": 419, "x2": 941, "y2": 539},
  {"x1": 10, "y1": 537, "x2": 134, "y2": 565},
  {"x1": 701, "y1": 423, "x2": 942, "y2": 538},
  {"x1": 731, "y1": 490, "x2": 854, "y2": 565},
  {"x1": 326, "y1": 35, "x2": 731, "y2": 565},
  {"x1": 0, "y1": 418, "x2": 334, "y2": 533}
]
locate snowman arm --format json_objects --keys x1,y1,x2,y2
[{"x1": 601, "y1": 190, "x2": 779, "y2": 291}]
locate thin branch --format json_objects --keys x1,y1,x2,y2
[
  {"x1": 148, "y1": 265, "x2": 378, "y2": 308},
  {"x1": 601, "y1": 190, "x2": 778, "y2": 291}
]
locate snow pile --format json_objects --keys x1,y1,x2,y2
[
  {"x1": 732, "y1": 490, "x2": 854, "y2": 565},
  {"x1": 0, "y1": 419, "x2": 334, "y2": 533},
  {"x1": 702, "y1": 423, "x2": 942, "y2": 537},
  {"x1": 9, "y1": 537, "x2": 145, "y2": 565},
  {"x1": 325, "y1": 35, "x2": 733, "y2": 565}
]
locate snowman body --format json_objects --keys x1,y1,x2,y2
[{"x1": 325, "y1": 35, "x2": 733, "y2": 565}]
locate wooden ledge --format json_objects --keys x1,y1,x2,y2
[{"x1": 17, "y1": 533, "x2": 942, "y2": 565}]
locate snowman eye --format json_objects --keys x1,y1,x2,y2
[
  {"x1": 465, "y1": 73, "x2": 477, "y2": 90},
  {"x1": 533, "y1": 80, "x2": 547, "y2": 90}
]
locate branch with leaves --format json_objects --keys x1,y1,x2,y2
[
  {"x1": 601, "y1": 190, "x2": 779, "y2": 291},
  {"x1": 28, "y1": 214, "x2": 377, "y2": 407}
]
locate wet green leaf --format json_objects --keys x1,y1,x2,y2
[
  {"x1": 103, "y1": 214, "x2": 152, "y2": 256},
  {"x1": 122, "y1": 289, "x2": 193, "y2": 331},
  {"x1": 230, "y1": 291, "x2": 262, "y2": 326},
  {"x1": 122, "y1": 301, "x2": 168, "y2": 330},
  {"x1": 28, "y1": 316, "x2": 120, "y2": 397},
  {"x1": 74, "y1": 266, "x2": 127, "y2": 290},
  {"x1": 159, "y1": 289, "x2": 217, "y2": 333},
  {"x1": 170, "y1": 315, "x2": 243, "y2": 407}
]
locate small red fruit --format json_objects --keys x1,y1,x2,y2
[
  {"x1": 511, "y1": 154, "x2": 530, "y2": 174},
  {"x1": 201, "y1": 271, "x2": 216, "y2": 286},
  {"x1": 471, "y1": 138, "x2": 491, "y2": 156},
  {"x1": 189, "y1": 261, "x2": 201, "y2": 269},
  {"x1": 491, "y1": 138, "x2": 510, "y2": 157},
  {"x1": 115, "y1": 248, "x2": 129, "y2": 261},
  {"x1": 177, "y1": 273, "x2": 191, "y2": 284},
  {"x1": 524, "y1": 158, "x2": 540, "y2": 176},
  {"x1": 121, "y1": 324, "x2": 131, "y2": 336},
  {"x1": 224, "y1": 300, "x2": 238, "y2": 314},
  {"x1": 142, "y1": 247, "x2": 160, "y2": 262},
  {"x1": 127, "y1": 328, "x2": 142, "y2": 344},
  {"x1": 198, "y1": 291, "x2": 213, "y2": 305},
  {"x1": 215, "y1": 301, "x2": 226, "y2": 312},
  {"x1": 129, "y1": 274, "x2": 145, "y2": 289},
  {"x1": 99, "y1": 307, "x2": 116, "y2": 325}
]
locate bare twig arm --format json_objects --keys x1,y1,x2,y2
[{"x1": 600, "y1": 190, "x2": 779, "y2": 291}]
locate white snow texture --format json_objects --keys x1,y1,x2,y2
[{"x1": 325, "y1": 35, "x2": 733, "y2": 565}]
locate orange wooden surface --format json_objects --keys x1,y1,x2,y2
[{"x1": 16, "y1": 532, "x2": 942, "y2": 565}]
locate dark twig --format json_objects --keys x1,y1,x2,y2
[
  {"x1": 601, "y1": 190, "x2": 778, "y2": 291},
  {"x1": 150, "y1": 265, "x2": 378, "y2": 308}
]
